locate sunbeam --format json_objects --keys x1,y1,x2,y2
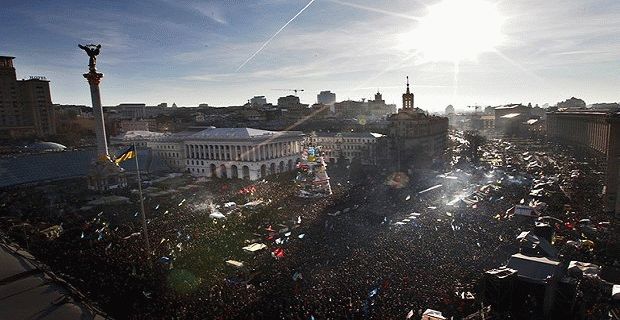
[{"x1": 327, "y1": 0, "x2": 420, "y2": 21}]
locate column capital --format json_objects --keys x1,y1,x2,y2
[{"x1": 83, "y1": 71, "x2": 104, "y2": 85}]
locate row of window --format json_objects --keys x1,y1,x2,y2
[
  {"x1": 311, "y1": 138, "x2": 374, "y2": 144},
  {"x1": 155, "y1": 144, "x2": 176, "y2": 150},
  {"x1": 157, "y1": 151, "x2": 179, "y2": 158}
]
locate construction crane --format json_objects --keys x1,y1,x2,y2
[
  {"x1": 468, "y1": 105, "x2": 481, "y2": 113},
  {"x1": 272, "y1": 88, "x2": 304, "y2": 95}
]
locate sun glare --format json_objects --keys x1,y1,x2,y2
[{"x1": 398, "y1": 0, "x2": 505, "y2": 63}]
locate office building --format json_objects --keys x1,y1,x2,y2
[
  {"x1": 317, "y1": 91, "x2": 336, "y2": 106},
  {"x1": 0, "y1": 56, "x2": 56, "y2": 138}
]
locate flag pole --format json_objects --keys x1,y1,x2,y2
[{"x1": 133, "y1": 142, "x2": 152, "y2": 267}]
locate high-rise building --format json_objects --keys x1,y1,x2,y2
[
  {"x1": 317, "y1": 91, "x2": 336, "y2": 106},
  {"x1": 0, "y1": 56, "x2": 56, "y2": 138},
  {"x1": 277, "y1": 95, "x2": 301, "y2": 108}
]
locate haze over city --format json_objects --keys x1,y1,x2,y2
[{"x1": 2, "y1": 0, "x2": 619, "y2": 109}]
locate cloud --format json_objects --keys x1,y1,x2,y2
[
  {"x1": 159, "y1": 0, "x2": 228, "y2": 25},
  {"x1": 188, "y1": 1, "x2": 228, "y2": 25}
]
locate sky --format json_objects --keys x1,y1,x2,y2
[{"x1": 1, "y1": 0, "x2": 619, "y2": 111}]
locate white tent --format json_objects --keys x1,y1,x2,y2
[
  {"x1": 512, "y1": 205, "x2": 541, "y2": 217},
  {"x1": 568, "y1": 261, "x2": 601, "y2": 278},
  {"x1": 422, "y1": 309, "x2": 446, "y2": 320},
  {"x1": 225, "y1": 260, "x2": 244, "y2": 268},
  {"x1": 242, "y1": 243, "x2": 267, "y2": 252}
]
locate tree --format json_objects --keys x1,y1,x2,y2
[
  {"x1": 336, "y1": 152, "x2": 347, "y2": 171},
  {"x1": 464, "y1": 130, "x2": 486, "y2": 164},
  {"x1": 349, "y1": 155, "x2": 364, "y2": 183}
]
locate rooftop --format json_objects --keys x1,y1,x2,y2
[
  {"x1": 501, "y1": 113, "x2": 522, "y2": 119},
  {"x1": 187, "y1": 127, "x2": 303, "y2": 140},
  {"x1": 495, "y1": 104, "x2": 525, "y2": 110},
  {"x1": 312, "y1": 132, "x2": 385, "y2": 138},
  {"x1": 547, "y1": 109, "x2": 619, "y2": 116},
  {"x1": 0, "y1": 241, "x2": 106, "y2": 319},
  {"x1": 113, "y1": 130, "x2": 166, "y2": 140},
  {"x1": 25, "y1": 141, "x2": 67, "y2": 152},
  {"x1": 506, "y1": 253, "x2": 561, "y2": 283}
]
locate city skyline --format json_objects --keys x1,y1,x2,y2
[{"x1": 1, "y1": 0, "x2": 619, "y2": 110}]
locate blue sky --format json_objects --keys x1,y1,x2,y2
[{"x1": 1, "y1": 0, "x2": 619, "y2": 111}]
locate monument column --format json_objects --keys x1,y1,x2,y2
[
  {"x1": 84, "y1": 71, "x2": 108, "y2": 157},
  {"x1": 80, "y1": 43, "x2": 126, "y2": 191},
  {"x1": 80, "y1": 44, "x2": 108, "y2": 159}
]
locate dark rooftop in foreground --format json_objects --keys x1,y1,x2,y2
[{"x1": 0, "y1": 240, "x2": 107, "y2": 319}]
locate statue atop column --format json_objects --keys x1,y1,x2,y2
[
  {"x1": 78, "y1": 44, "x2": 101, "y2": 72},
  {"x1": 78, "y1": 43, "x2": 126, "y2": 191}
]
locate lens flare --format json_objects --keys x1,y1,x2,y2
[{"x1": 398, "y1": 0, "x2": 505, "y2": 63}]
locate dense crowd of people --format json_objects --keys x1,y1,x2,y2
[{"x1": 0, "y1": 135, "x2": 617, "y2": 319}]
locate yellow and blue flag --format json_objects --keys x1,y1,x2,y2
[{"x1": 114, "y1": 145, "x2": 136, "y2": 165}]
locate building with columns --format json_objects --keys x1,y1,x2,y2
[
  {"x1": 547, "y1": 110, "x2": 620, "y2": 214},
  {"x1": 147, "y1": 127, "x2": 304, "y2": 180}
]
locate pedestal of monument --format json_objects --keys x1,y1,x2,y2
[{"x1": 87, "y1": 156, "x2": 127, "y2": 191}]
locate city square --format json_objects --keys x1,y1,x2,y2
[{"x1": 1, "y1": 0, "x2": 619, "y2": 319}]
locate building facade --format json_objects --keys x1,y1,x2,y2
[
  {"x1": 387, "y1": 77, "x2": 449, "y2": 167},
  {"x1": 147, "y1": 131, "x2": 194, "y2": 169},
  {"x1": 0, "y1": 56, "x2": 56, "y2": 138},
  {"x1": 494, "y1": 104, "x2": 531, "y2": 136},
  {"x1": 147, "y1": 127, "x2": 305, "y2": 180},
  {"x1": 547, "y1": 110, "x2": 620, "y2": 213},
  {"x1": 305, "y1": 131, "x2": 384, "y2": 165},
  {"x1": 367, "y1": 91, "x2": 397, "y2": 118},
  {"x1": 250, "y1": 96, "x2": 267, "y2": 106},
  {"x1": 118, "y1": 119, "x2": 156, "y2": 133},
  {"x1": 317, "y1": 91, "x2": 336, "y2": 106}
]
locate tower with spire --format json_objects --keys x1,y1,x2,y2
[{"x1": 402, "y1": 76, "x2": 414, "y2": 110}]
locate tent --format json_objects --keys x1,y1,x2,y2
[
  {"x1": 512, "y1": 205, "x2": 541, "y2": 217},
  {"x1": 242, "y1": 243, "x2": 267, "y2": 252},
  {"x1": 243, "y1": 199, "x2": 265, "y2": 209},
  {"x1": 517, "y1": 231, "x2": 558, "y2": 260},
  {"x1": 422, "y1": 309, "x2": 446, "y2": 320},
  {"x1": 567, "y1": 261, "x2": 601, "y2": 278},
  {"x1": 506, "y1": 253, "x2": 561, "y2": 284},
  {"x1": 225, "y1": 260, "x2": 244, "y2": 268}
]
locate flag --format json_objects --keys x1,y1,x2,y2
[{"x1": 114, "y1": 145, "x2": 136, "y2": 165}]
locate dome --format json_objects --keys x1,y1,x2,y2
[{"x1": 26, "y1": 141, "x2": 67, "y2": 152}]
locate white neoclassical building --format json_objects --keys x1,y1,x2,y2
[
  {"x1": 147, "y1": 127, "x2": 304, "y2": 180},
  {"x1": 306, "y1": 131, "x2": 384, "y2": 165}
]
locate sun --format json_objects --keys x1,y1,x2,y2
[{"x1": 398, "y1": 0, "x2": 505, "y2": 63}]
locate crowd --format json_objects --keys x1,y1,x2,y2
[{"x1": 0, "y1": 136, "x2": 617, "y2": 319}]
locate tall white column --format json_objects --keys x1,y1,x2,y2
[{"x1": 84, "y1": 71, "x2": 108, "y2": 157}]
